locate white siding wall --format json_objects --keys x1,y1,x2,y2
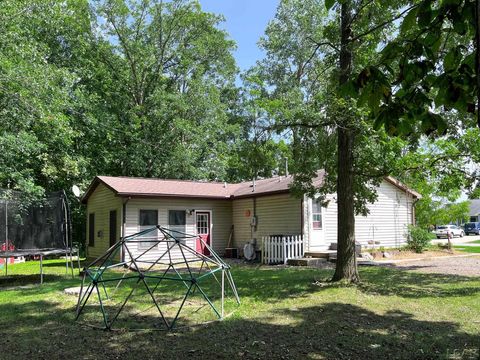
[
  {"x1": 124, "y1": 198, "x2": 232, "y2": 262},
  {"x1": 319, "y1": 180, "x2": 414, "y2": 249}
]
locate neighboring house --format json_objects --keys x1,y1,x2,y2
[
  {"x1": 81, "y1": 172, "x2": 421, "y2": 261},
  {"x1": 469, "y1": 199, "x2": 480, "y2": 222}
]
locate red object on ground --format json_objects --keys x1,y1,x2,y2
[{"x1": 0, "y1": 242, "x2": 16, "y2": 265}]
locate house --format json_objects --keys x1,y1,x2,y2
[
  {"x1": 81, "y1": 172, "x2": 421, "y2": 262},
  {"x1": 468, "y1": 199, "x2": 480, "y2": 222}
]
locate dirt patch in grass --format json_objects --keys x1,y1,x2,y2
[{"x1": 382, "y1": 254, "x2": 480, "y2": 277}]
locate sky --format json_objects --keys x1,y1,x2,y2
[{"x1": 199, "y1": 0, "x2": 279, "y2": 71}]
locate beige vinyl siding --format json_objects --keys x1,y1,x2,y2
[
  {"x1": 85, "y1": 178, "x2": 416, "y2": 262},
  {"x1": 322, "y1": 180, "x2": 414, "y2": 248},
  {"x1": 124, "y1": 198, "x2": 232, "y2": 262},
  {"x1": 232, "y1": 198, "x2": 254, "y2": 250},
  {"x1": 86, "y1": 183, "x2": 122, "y2": 261},
  {"x1": 232, "y1": 194, "x2": 302, "y2": 250}
]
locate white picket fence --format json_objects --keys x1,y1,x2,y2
[{"x1": 261, "y1": 235, "x2": 304, "y2": 265}]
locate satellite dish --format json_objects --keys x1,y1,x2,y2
[
  {"x1": 243, "y1": 243, "x2": 256, "y2": 261},
  {"x1": 72, "y1": 185, "x2": 81, "y2": 198}
]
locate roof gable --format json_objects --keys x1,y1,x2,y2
[{"x1": 469, "y1": 199, "x2": 480, "y2": 216}]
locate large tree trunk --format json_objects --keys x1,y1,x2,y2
[
  {"x1": 332, "y1": 127, "x2": 359, "y2": 282},
  {"x1": 476, "y1": 0, "x2": 480, "y2": 128},
  {"x1": 332, "y1": 1, "x2": 360, "y2": 283}
]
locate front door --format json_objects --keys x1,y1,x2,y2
[
  {"x1": 196, "y1": 212, "x2": 211, "y2": 255},
  {"x1": 109, "y1": 210, "x2": 117, "y2": 247}
]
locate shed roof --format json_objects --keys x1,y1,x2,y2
[{"x1": 81, "y1": 170, "x2": 420, "y2": 203}]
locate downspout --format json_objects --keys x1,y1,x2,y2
[
  {"x1": 251, "y1": 197, "x2": 257, "y2": 242},
  {"x1": 300, "y1": 197, "x2": 304, "y2": 238},
  {"x1": 121, "y1": 197, "x2": 130, "y2": 262},
  {"x1": 251, "y1": 177, "x2": 257, "y2": 244},
  {"x1": 412, "y1": 195, "x2": 419, "y2": 226}
]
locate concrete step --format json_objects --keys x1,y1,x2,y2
[
  {"x1": 304, "y1": 250, "x2": 337, "y2": 259},
  {"x1": 329, "y1": 257, "x2": 372, "y2": 265},
  {"x1": 287, "y1": 257, "x2": 328, "y2": 266}
]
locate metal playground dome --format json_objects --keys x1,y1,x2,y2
[{"x1": 75, "y1": 226, "x2": 240, "y2": 330}]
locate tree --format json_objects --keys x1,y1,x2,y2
[
  {"x1": 226, "y1": 74, "x2": 294, "y2": 182},
  {"x1": 352, "y1": 0, "x2": 480, "y2": 230},
  {"x1": 252, "y1": 0, "x2": 412, "y2": 282},
  {"x1": 469, "y1": 187, "x2": 480, "y2": 199},
  {"x1": 79, "y1": 0, "x2": 239, "y2": 181},
  {"x1": 392, "y1": 131, "x2": 480, "y2": 227},
  {"x1": 1, "y1": 0, "x2": 242, "y2": 190},
  {"x1": 356, "y1": 0, "x2": 480, "y2": 136},
  {"x1": 0, "y1": 0, "x2": 242, "y2": 247},
  {"x1": 0, "y1": 0, "x2": 91, "y2": 196}
]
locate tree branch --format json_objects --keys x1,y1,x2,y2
[
  {"x1": 0, "y1": 3, "x2": 37, "y2": 22},
  {"x1": 297, "y1": 42, "x2": 322, "y2": 80},
  {"x1": 349, "y1": 0, "x2": 375, "y2": 26},
  {"x1": 263, "y1": 119, "x2": 340, "y2": 132},
  {"x1": 401, "y1": 152, "x2": 471, "y2": 174},
  {"x1": 307, "y1": 36, "x2": 340, "y2": 53},
  {"x1": 107, "y1": 12, "x2": 142, "y2": 105},
  {"x1": 349, "y1": 4, "x2": 418, "y2": 43}
]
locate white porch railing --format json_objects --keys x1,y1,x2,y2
[{"x1": 261, "y1": 235, "x2": 304, "y2": 265}]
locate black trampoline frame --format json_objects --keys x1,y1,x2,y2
[
  {"x1": 0, "y1": 190, "x2": 80, "y2": 284},
  {"x1": 0, "y1": 248, "x2": 80, "y2": 284}
]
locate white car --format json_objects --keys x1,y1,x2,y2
[{"x1": 435, "y1": 225, "x2": 464, "y2": 239}]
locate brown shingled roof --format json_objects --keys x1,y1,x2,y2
[
  {"x1": 81, "y1": 170, "x2": 419, "y2": 203},
  {"x1": 232, "y1": 170, "x2": 325, "y2": 198},
  {"x1": 82, "y1": 176, "x2": 237, "y2": 202}
]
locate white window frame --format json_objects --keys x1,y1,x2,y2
[
  {"x1": 195, "y1": 210, "x2": 213, "y2": 249},
  {"x1": 311, "y1": 199, "x2": 323, "y2": 231},
  {"x1": 138, "y1": 209, "x2": 159, "y2": 250}
]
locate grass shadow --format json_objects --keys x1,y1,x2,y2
[
  {"x1": 0, "y1": 300, "x2": 478, "y2": 359},
  {"x1": 357, "y1": 266, "x2": 480, "y2": 298},
  {"x1": 0, "y1": 274, "x2": 68, "y2": 287}
]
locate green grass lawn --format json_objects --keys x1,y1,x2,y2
[
  {"x1": 0, "y1": 259, "x2": 479, "y2": 359},
  {"x1": 454, "y1": 246, "x2": 480, "y2": 253}
]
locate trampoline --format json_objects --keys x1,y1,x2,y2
[{"x1": 0, "y1": 189, "x2": 79, "y2": 284}]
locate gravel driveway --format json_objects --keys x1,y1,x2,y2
[{"x1": 384, "y1": 255, "x2": 480, "y2": 277}]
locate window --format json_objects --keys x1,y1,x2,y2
[
  {"x1": 312, "y1": 200, "x2": 322, "y2": 230},
  {"x1": 138, "y1": 210, "x2": 158, "y2": 250},
  {"x1": 88, "y1": 213, "x2": 95, "y2": 246},
  {"x1": 196, "y1": 213, "x2": 209, "y2": 235},
  {"x1": 140, "y1": 210, "x2": 158, "y2": 227},
  {"x1": 169, "y1": 210, "x2": 186, "y2": 235}
]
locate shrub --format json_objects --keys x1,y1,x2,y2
[{"x1": 406, "y1": 225, "x2": 434, "y2": 253}]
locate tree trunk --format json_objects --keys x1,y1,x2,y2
[
  {"x1": 475, "y1": 0, "x2": 480, "y2": 128},
  {"x1": 332, "y1": 1, "x2": 360, "y2": 283}
]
